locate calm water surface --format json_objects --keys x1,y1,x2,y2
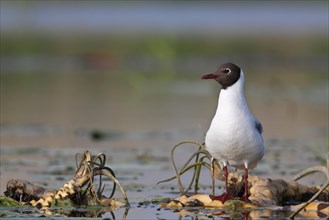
[
  {"x1": 0, "y1": 71, "x2": 328, "y2": 219},
  {"x1": 1, "y1": 2, "x2": 328, "y2": 218}
]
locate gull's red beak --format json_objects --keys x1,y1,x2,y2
[{"x1": 201, "y1": 73, "x2": 219, "y2": 79}]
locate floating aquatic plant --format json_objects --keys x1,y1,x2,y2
[
  {"x1": 4, "y1": 150, "x2": 129, "y2": 209},
  {"x1": 157, "y1": 141, "x2": 224, "y2": 196},
  {"x1": 158, "y1": 141, "x2": 329, "y2": 219}
]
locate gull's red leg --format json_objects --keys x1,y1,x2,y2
[
  {"x1": 240, "y1": 163, "x2": 251, "y2": 203},
  {"x1": 211, "y1": 164, "x2": 232, "y2": 203}
]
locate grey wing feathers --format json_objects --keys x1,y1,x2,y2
[
  {"x1": 253, "y1": 115, "x2": 263, "y2": 134},
  {"x1": 255, "y1": 120, "x2": 263, "y2": 134}
]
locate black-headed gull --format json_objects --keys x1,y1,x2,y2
[{"x1": 202, "y1": 63, "x2": 264, "y2": 202}]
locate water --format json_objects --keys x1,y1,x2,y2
[
  {"x1": 1, "y1": 69, "x2": 328, "y2": 219},
  {"x1": 0, "y1": 2, "x2": 328, "y2": 218}
]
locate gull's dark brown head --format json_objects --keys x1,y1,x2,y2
[{"x1": 201, "y1": 63, "x2": 241, "y2": 89}]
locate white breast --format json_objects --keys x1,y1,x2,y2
[{"x1": 205, "y1": 71, "x2": 264, "y2": 169}]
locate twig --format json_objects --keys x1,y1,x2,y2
[
  {"x1": 289, "y1": 163, "x2": 329, "y2": 219},
  {"x1": 170, "y1": 141, "x2": 204, "y2": 194}
]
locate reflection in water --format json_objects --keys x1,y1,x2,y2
[
  {"x1": 163, "y1": 206, "x2": 327, "y2": 220},
  {"x1": 3, "y1": 206, "x2": 130, "y2": 219},
  {"x1": 2, "y1": 204, "x2": 328, "y2": 219},
  {"x1": 1, "y1": 7, "x2": 328, "y2": 216}
]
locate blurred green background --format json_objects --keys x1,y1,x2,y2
[
  {"x1": 0, "y1": 1, "x2": 328, "y2": 191},
  {"x1": 1, "y1": 1, "x2": 328, "y2": 141}
]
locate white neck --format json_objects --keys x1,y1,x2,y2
[{"x1": 215, "y1": 71, "x2": 248, "y2": 114}]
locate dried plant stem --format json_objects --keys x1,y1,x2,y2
[
  {"x1": 5, "y1": 150, "x2": 129, "y2": 208},
  {"x1": 211, "y1": 157, "x2": 215, "y2": 195},
  {"x1": 289, "y1": 164, "x2": 329, "y2": 219},
  {"x1": 159, "y1": 141, "x2": 223, "y2": 195},
  {"x1": 94, "y1": 168, "x2": 130, "y2": 207},
  {"x1": 170, "y1": 141, "x2": 204, "y2": 194},
  {"x1": 160, "y1": 140, "x2": 328, "y2": 212},
  {"x1": 194, "y1": 156, "x2": 210, "y2": 194},
  {"x1": 157, "y1": 161, "x2": 210, "y2": 185}
]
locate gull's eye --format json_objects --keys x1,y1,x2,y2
[{"x1": 223, "y1": 68, "x2": 231, "y2": 74}]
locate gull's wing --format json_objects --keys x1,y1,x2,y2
[{"x1": 252, "y1": 115, "x2": 263, "y2": 135}]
